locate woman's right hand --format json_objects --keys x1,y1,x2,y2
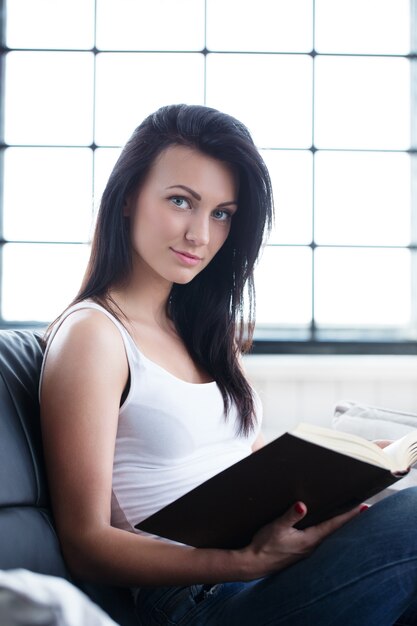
[{"x1": 236, "y1": 501, "x2": 363, "y2": 581}]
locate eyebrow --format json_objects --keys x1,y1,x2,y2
[{"x1": 166, "y1": 184, "x2": 238, "y2": 207}]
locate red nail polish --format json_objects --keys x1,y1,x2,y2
[
  {"x1": 360, "y1": 504, "x2": 369, "y2": 513},
  {"x1": 294, "y1": 502, "x2": 305, "y2": 515}
]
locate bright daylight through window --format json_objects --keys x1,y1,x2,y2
[{"x1": 0, "y1": 0, "x2": 416, "y2": 353}]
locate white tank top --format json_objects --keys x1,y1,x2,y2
[{"x1": 40, "y1": 301, "x2": 262, "y2": 539}]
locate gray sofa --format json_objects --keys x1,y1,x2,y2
[{"x1": 0, "y1": 329, "x2": 137, "y2": 625}]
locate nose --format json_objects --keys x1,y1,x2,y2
[{"x1": 185, "y1": 213, "x2": 210, "y2": 246}]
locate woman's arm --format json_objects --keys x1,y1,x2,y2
[{"x1": 40, "y1": 312, "x2": 362, "y2": 587}]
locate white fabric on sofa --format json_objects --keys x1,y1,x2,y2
[
  {"x1": 0, "y1": 569, "x2": 118, "y2": 626},
  {"x1": 333, "y1": 400, "x2": 417, "y2": 441}
]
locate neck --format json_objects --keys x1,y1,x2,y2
[{"x1": 110, "y1": 277, "x2": 172, "y2": 328}]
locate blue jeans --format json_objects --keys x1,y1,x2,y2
[{"x1": 133, "y1": 487, "x2": 417, "y2": 625}]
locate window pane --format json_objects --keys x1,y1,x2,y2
[
  {"x1": 95, "y1": 53, "x2": 204, "y2": 146},
  {"x1": 315, "y1": 0, "x2": 410, "y2": 54},
  {"x1": 315, "y1": 151, "x2": 411, "y2": 246},
  {"x1": 315, "y1": 248, "x2": 411, "y2": 326},
  {"x1": 3, "y1": 148, "x2": 93, "y2": 243},
  {"x1": 206, "y1": 54, "x2": 312, "y2": 148},
  {"x1": 262, "y1": 150, "x2": 313, "y2": 244},
  {"x1": 315, "y1": 56, "x2": 410, "y2": 150},
  {"x1": 5, "y1": 0, "x2": 95, "y2": 49},
  {"x1": 5, "y1": 52, "x2": 94, "y2": 145},
  {"x1": 2, "y1": 244, "x2": 90, "y2": 322},
  {"x1": 255, "y1": 246, "x2": 312, "y2": 325},
  {"x1": 96, "y1": 0, "x2": 205, "y2": 51},
  {"x1": 94, "y1": 148, "x2": 122, "y2": 213},
  {"x1": 206, "y1": 0, "x2": 313, "y2": 52}
]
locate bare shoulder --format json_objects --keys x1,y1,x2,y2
[
  {"x1": 46, "y1": 307, "x2": 125, "y2": 359},
  {"x1": 41, "y1": 308, "x2": 129, "y2": 401}
]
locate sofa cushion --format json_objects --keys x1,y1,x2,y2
[
  {"x1": 0, "y1": 329, "x2": 68, "y2": 578},
  {"x1": 0, "y1": 330, "x2": 47, "y2": 507},
  {"x1": 0, "y1": 508, "x2": 68, "y2": 578}
]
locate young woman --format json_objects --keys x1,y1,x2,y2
[{"x1": 40, "y1": 104, "x2": 417, "y2": 625}]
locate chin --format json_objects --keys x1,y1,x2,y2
[
  {"x1": 173, "y1": 275, "x2": 197, "y2": 286},
  {"x1": 170, "y1": 269, "x2": 203, "y2": 285}
]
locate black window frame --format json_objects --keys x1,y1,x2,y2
[{"x1": 0, "y1": 0, "x2": 416, "y2": 356}]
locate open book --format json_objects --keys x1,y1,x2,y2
[
  {"x1": 136, "y1": 423, "x2": 417, "y2": 549},
  {"x1": 292, "y1": 422, "x2": 417, "y2": 474}
]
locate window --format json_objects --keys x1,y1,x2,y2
[{"x1": 0, "y1": 0, "x2": 416, "y2": 354}]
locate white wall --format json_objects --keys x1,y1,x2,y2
[{"x1": 243, "y1": 355, "x2": 417, "y2": 442}]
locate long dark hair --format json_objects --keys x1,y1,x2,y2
[{"x1": 49, "y1": 104, "x2": 273, "y2": 434}]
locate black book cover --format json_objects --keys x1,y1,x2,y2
[{"x1": 136, "y1": 433, "x2": 401, "y2": 549}]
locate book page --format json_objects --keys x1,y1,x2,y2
[
  {"x1": 291, "y1": 423, "x2": 398, "y2": 472},
  {"x1": 382, "y1": 430, "x2": 417, "y2": 473}
]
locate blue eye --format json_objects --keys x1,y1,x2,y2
[
  {"x1": 170, "y1": 196, "x2": 190, "y2": 209},
  {"x1": 212, "y1": 209, "x2": 232, "y2": 222}
]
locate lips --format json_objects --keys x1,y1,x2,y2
[
  {"x1": 170, "y1": 248, "x2": 203, "y2": 266},
  {"x1": 172, "y1": 249, "x2": 201, "y2": 260}
]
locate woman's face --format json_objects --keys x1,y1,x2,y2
[{"x1": 126, "y1": 144, "x2": 238, "y2": 286}]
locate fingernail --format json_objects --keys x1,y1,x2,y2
[
  {"x1": 360, "y1": 504, "x2": 369, "y2": 513},
  {"x1": 294, "y1": 502, "x2": 305, "y2": 515}
]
